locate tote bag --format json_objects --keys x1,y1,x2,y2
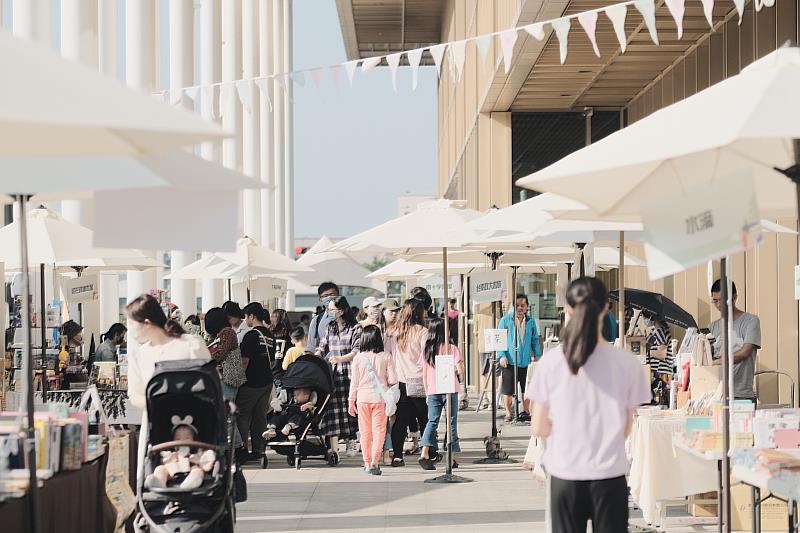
[{"x1": 362, "y1": 354, "x2": 401, "y2": 417}]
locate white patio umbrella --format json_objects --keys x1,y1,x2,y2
[
  {"x1": 294, "y1": 236, "x2": 385, "y2": 292},
  {"x1": 368, "y1": 259, "x2": 487, "y2": 281},
  {"x1": 516, "y1": 46, "x2": 800, "y2": 532}
]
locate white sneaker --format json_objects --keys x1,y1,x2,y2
[{"x1": 346, "y1": 440, "x2": 358, "y2": 457}]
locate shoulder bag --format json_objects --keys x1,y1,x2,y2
[{"x1": 361, "y1": 354, "x2": 401, "y2": 417}]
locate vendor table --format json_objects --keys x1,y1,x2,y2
[
  {"x1": 672, "y1": 437, "x2": 724, "y2": 533},
  {"x1": 629, "y1": 412, "x2": 718, "y2": 526},
  {"x1": 0, "y1": 454, "x2": 117, "y2": 533},
  {"x1": 732, "y1": 464, "x2": 800, "y2": 533}
]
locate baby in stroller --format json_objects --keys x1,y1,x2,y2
[
  {"x1": 263, "y1": 387, "x2": 318, "y2": 439},
  {"x1": 145, "y1": 415, "x2": 218, "y2": 490}
]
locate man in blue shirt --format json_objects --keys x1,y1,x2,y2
[{"x1": 497, "y1": 294, "x2": 541, "y2": 422}]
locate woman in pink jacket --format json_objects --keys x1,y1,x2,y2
[{"x1": 348, "y1": 325, "x2": 398, "y2": 476}]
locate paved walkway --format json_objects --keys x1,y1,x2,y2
[{"x1": 239, "y1": 401, "x2": 721, "y2": 533}]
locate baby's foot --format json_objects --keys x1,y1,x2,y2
[
  {"x1": 263, "y1": 427, "x2": 277, "y2": 439},
  {"x1": 180, "y1": 468, "x2": 204, "y2": 490},
  {"x1": 144, "y1": 474, "x2": 165, "y2": 489}
]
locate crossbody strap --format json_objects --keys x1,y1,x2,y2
[{"x1": 361, "y1": 354, "x2": 386, "y2": 399}]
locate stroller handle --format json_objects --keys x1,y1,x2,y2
[{"x1": 150, "y1": 439, "x2": 218, "y2": 453}]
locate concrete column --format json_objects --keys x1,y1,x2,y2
[
  {"x1": 200, "y1": 0, "x2": 223, "y2": 311},
  {"x1": 282, "y1": 0, "x2": 293, "y2": 257},
  {"x1": 259, "y1": 0, "x2": 275, "y2": 249},
  {"x1": 126, "y1": 0, "x2": 157, "y2": 305},
  {"x1": 272, "y1": 0, "x2": 285, "y2": 253},
  {"x1": 13, "y1": 0, "x2": 51, "y2": 43},
  {"x1": 99, "y1": 273, "x2": 120, "y2": 331},
  {"x1": 221, "y1": 0, "x2": 242, "y2": 170},
  {"x1": 169, "y1": 0, "x2": 197, "y2": 317},
  {"x1": 98, "y1": 0, "x2": 117, "y2": 77},
  {"x1": 242, "y1": 0, "x2": 261, "y2": 245}
]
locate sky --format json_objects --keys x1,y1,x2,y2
[{"x1": 1, "y1": 0, "x2": 437, "y2": 240}]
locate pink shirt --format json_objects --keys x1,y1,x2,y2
[
  {"x1": 529, "y1": 342, "x2": 651, "y2": 481},
  {"x1": 388, "y1": 326, "x2": 427, "y2": 384},
  {"x1": 418, "y1": 344, "x2": 462, "y2": 395},
  {"x1": 348, "y1": 350, "x2": 398, "y2": 404}
]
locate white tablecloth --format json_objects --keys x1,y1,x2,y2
[{"x1": 628, "y1": 413, "x2": 718, "y2": 524}]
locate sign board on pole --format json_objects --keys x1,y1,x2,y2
[
  {"x1": 483, "y1": 329, "x2": 508, "y2": 352},
  {"x1": 435, "y1": 354, "x2": 457, "y2": 394},
  {"x1": 63, "y1": 275, "x2": 99, "y2": 304},
  {"x1": 641, "y1": 170, "x2": 762, "y2": 281},
  {"x1": 415, "y1": 275, "x2": 461, "y2": 299},
  {"x1": 469, "y1": 270, "x2": 507, "y2": 303},
  {"x1": 250, "y1": 277, "x2": 288, "y2": 301}
]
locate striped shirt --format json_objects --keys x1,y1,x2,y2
[
  {"x1": 317, "y1": 321, "x2": 362, "y2": 358},
  {"x1": 646, "y1": 325, "x2": 673, "y2": 376}
]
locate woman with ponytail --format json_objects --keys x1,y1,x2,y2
[
  {"x1": 125, "y1": 294, "x2": 211, "y2": 409},
  {"x1": 529, "y1": 277, "x2": 650, "y2": 533}
]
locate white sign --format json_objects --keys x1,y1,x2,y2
[
  {"x1": 251, "y1": 277, "x2": 288, "y2": 300},
  {"x1": 415, "y1": 275, "x2": 461, "y2": 299},
  {"x1": 795, "y1": 265, "x2": 800, "y2": 300},
  {"x1": 63, "y1": 275, "x2": 99, "y2": 304},
  {"x1": 435, "y1": 354, "x2": 457, "y2": 394},
  {"x1": 484, "y1": 328, "x2": 509, "y2": 352},
  {"x1": 469, "y1": 270, "x2": 508, "y2": 303},
  {"x1": 641, "y1": 170, "x2": 762, "y2": 281}
]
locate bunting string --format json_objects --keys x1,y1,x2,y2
[{"x1": 153, "y1": 0, "x2": 762, "y2": 110}]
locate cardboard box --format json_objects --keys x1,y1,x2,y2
[
  {"x1": 688, "y1": 491, "x2": 717, "y2": 517},
  {"x1": 691, "y1": 365, "x2": 721, "y2": 398},
  {"x1": 731, "y1": 484, "x2": 789, "y2": 531}
]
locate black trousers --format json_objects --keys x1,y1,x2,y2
[
  {"x1": 551, "y1": 475, "x2": 628, "y2": 533},
  {"x1": 391, "y1": 382, "x2": 428, "y2": 459}
]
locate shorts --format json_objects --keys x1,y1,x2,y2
[
  {"x1": 500, "y1": 365, "x2": 528, "y2": 396},
  {"x1": 480, "y1": 353, "x2": 502, "y2": 376}
]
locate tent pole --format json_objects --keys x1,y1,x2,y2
[
  {"x1": 511, "y1": 266, "x2": 520, "y2": 423},
  {"x1": 719, "y1": 257, "x2": 732, "y2": 532},
  {"x1": 40, "y1": 264, "x2": 47, "y2": 403},
  {"x1": 619, "y1": 232, "x2": 625, "y2": 346}
]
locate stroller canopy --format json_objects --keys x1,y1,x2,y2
[
  {"x1": 281, "y1": 354, "x2": 333, "y2": 396},
  {"x1": 145, "y1": 359, "x2": 227, "y2": 446}
]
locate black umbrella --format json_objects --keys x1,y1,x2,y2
[{"x1": 609, "y1": 288, "x2": 698, "y2": 329}]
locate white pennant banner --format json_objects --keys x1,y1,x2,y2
[
  {"x1": 329, "y1": 64, "x2": 342, "y2": 90},
  {"x1": 733, "y1": 0, "x2": 745, "y2": 20},
  {"x1": 665, "y1": 0, "x2": 685, "y2": 38},
  {"x1": 606, "y1": 5, "x2": 628, "y2": 53},
  {"x1": 201, "y1": 85, "x2": 214, "y2": 117},
  {"x1": 552, "y1": 18, "x2": 571, "y2": 65},
  {"x1": 344, "y1": 60, "x2": 358, "y2": 86},
  {"x1": 184, "y1": 85, "x2": 201, "y2": 103},
  {"x1": 635, "y1": 0, "x2": 660, "y2": 45},
  {"x1": 218, "y1": 83, "x2": 232, "y2": 118},
  {"x1": 386, "y1": 52, "x2": 402, "y2": 92},
  {"x1": 235, "y1": 80, "x2": 252, "y2": 114},
  {"x1": 310, "y1": 68, "x2": 323, "y2": 90},
  {"x1": 475, "y1": 34, "x2": 492, "y2": 63},
  {"x1": 700, "y1": 0, "x2": 715, "y2": 26},
  {"x1": 290, "y1": 71, "x2": 306, "y2": 87},
  {"x1": 254, "y1": 79, "x2": 272, "y2": 111},
  {"x1": 429, "y1": 44, "x2": 448, "y2": 79},
  {"x1": 361, "y1": 56, "x2": 381, "y2": 72},
  {"x1": 524, "y1": 23, "x2": 545, "y2": 40},
  {"x1": 578, "y1": 11, "x2": 600, "y2": 57},
  {"x1": 407, "y1": 48, "x2": 424, "y2": 90},
  {"x1": 169, "y1": 89, "x2": 182, "y2": 106},
  {"x1": 450, "y1": 41, "x2": 467, "y2": 82},
  {"x1": 499, "y1": 29, "x2": 518, "y2": 74}
]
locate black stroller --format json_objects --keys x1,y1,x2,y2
[
  {"x1": 263, "y1": 354, "x2": 337, "y2": 470},
  {"x1": 134, "y1": 360, "x2": 236, "y2": 533}
]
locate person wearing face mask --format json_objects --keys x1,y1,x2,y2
[
  {"x1": 307, "y1": 282, "x2": 340, "y2": 353},
  {"x1": 359, "y1": 296, "x2": 383, "y2": 327},
  {"x1": 59, "y1": 320, "x2": 86, "y2": 389},
  {"x1": 643, "y1": 312, "x2": 674, "y2": 380},
  {"x1": 125, "y1": 294, "x2": 211, "y2": 409}
]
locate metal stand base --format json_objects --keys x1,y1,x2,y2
[
  {"x1": 424, "y1": 473, "x2": 474, "y2": 483},
  {"x1": 510, "y1": 419, "x2": 530, "y2": 427}
]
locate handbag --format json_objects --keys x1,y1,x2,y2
[
  {"x1": 404, "y1": 376, "x2": 426, "y2": 398},
  {"x1": 361, "y1": 354, "x2": 401, "y2": 417}
]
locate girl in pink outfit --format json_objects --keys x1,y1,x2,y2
[{"x1": 348, "y1": 325, "x2": 398, "y2": 475}]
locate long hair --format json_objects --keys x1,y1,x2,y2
[
  {"x1": 360, "y1": 324, "x2": 385, "y2": 353},
  {"x1": 100, "y1": 323, "x2": 127, "y2": 343},
  {"x1": 331, "y1": 296, "x2": 357, "y2": 328},
  {"x1": 126, "y1": 294, "x2": 183, "y2": 338},
  {"x1": 423, "y1": 317, "x2": 447, "y2": 367},
  {"x1": 562, "y1": 277, "x2": 608, "y2": 375},
  {"x1": 391, "y1": 298, "x2": 426, "y2": 351},
  {"x1": 271, "y1": 309, "x2": 293, "y2": 337},
  {"x1": 243, "y1": 302, "x2": 270, "y2": 324},
  {"x1": 410, "y1": 286, "x2": 433, "y2": 315}
]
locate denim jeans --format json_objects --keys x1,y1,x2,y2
[
  {"x1": 221, "y1": 382, "x2": 243, "y2": 449},
  {"x1": 420, "y1": 393, "x2": 460, "y2": 453}
]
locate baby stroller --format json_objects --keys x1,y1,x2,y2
[
  {"x1": 263, "y1": 354, "x2": 336, "y2": 470},
  {"x1": 134, "y1": 359, "x2": 236, "y2": 533}
]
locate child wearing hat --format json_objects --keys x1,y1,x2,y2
[{"x1": 145, "y1": 415, "x2": 217, "y2": 490}]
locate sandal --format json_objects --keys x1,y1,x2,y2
[{"x1": 504, "y1": 415, "x2": 513, "y2": 423}]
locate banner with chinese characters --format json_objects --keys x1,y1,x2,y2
[
  {"x1": 62, "y1": 275, "x2": 99, "y2": 304},
  {"x1": 413, "y1": 275, "x2": 461, "y2": 299},
  {"x1": 641, "y1": 170, "x2": 762, "y2": 281},
  {"x1": 469, "y1": 270, "x2": 508, "y2": 303}
]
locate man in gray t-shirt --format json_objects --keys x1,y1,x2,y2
[{"x1": 708, "y1": 279, "x2": 761, "y2": 400}]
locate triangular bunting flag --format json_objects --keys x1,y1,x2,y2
[
  {"x1": 407, "y1": 48, "x2": 424, "y2": 91},
  {"x1": 329, "y1": 64, "x2": 342, "y2": 90},
  {"x1": 578, "y1": 11, "x2": 600, "y2": 57},
  {"x1": 732, "y1": 0, "x2": 744, "y2": 21},
  {"x1": 279, "y1": 73, "x2": 290, "y2": 94},
  {"x1": 606, "y1": 5, "x2": 628, "y2": 53},
  {"x1": 475, "y1": 34, "x2": 492, "y2": 64},
  {"x1": 254, "y1": 79, "x2": 272, "y2": 111},
  {"x1": 201, "y1": 85, "x2": 214, "y2": 116},
  {"x1": 184, "y1": 85, "x2": 201, "y2": 103},
  {"x1": 763, "y1": 0, "x2": 775, "y2": 9},
  {"x1": 361, "y1": 56, "x2": 382, "y2": 72},
  {"x1": 700, "y1": 0, "x2": 714, "y2": 27},
  {"x1": 499, "y1": 29, "x2": 518, "y2": 74},
  {"x1": 524, "y1": 23, "x2": 545, "y2": 40},
  {"x1": 310, "y1": 68, "x2": 323, "y2": 90},
  {"x1": 218, "y1": 83, "x2": 231, "y2": 118},
  {"x1": 235, "y1": 80, "x2": 252, "y2": 114},
  {"x1": 429, "y1": 44, "x2": 447, "y2": 78},
  {"x1": 169, "y1": 89, "x2": 182, "y2": 106},
  {"x1": 450, "y1": 41, "x2": 467, "y2": 82},
  {"x1": 635, "y1": 0, "x2": 659, "y2": 45},
  {"x1": 552, "y1": 18, "x2": 571, "y2": 65},
  {"x1": 665, "y1": 0, "x2": 685, "y2": 38},
  {"x1": 344, "y1": 60, "x2": 358, "y2": 86},
  {"x1": 290, "y1": 71, "x2": 306, "y2": 87},
  {"x1": 386, "y1": 52, "x2": 402, "y2": 92}
]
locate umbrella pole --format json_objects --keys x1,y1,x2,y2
[
  {"x1": 510, "y1": 266, "x2": 523, "y2": 425},
  {"x1": 619, "y1": 232, "x2": 625, "y2": 347},
  {"x1": 16, "y1": 195, "x2": 41, "y2": 533},
  {"x1": 40, "y1": 264, "x2": 47, "y2": 403},
  {"x1": 719, "y1": 257, "x2": 732, "y2": 532},
  {"x1": 426, "y1": 247, "x2": 471, "y2": 484}
]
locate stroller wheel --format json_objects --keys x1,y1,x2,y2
[
  {"x1": 287, "y1": 455, "x2": 296, "y2": 467},
  {"x1": 261, "y1": 454, "x2": 269, "y2": 469},
  {"x1": 295, "y1": 457, "x2": 302, "y2": 470},
  {"x1": 327, "y1": 451, "x2": 339, "y2": 467}
]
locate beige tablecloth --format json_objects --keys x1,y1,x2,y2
[{"x1": 628, "y1": 413, "x2": 718, "y2": 525}]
